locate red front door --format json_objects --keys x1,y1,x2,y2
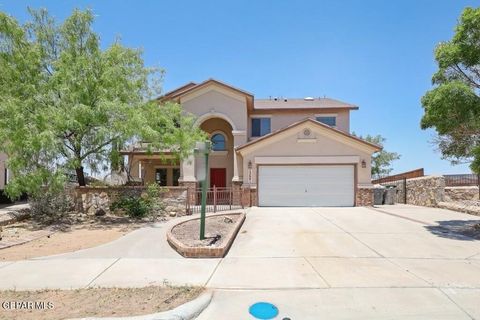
[{"x1": 210, "y1": 168, "x2": 226, "y2": 188}]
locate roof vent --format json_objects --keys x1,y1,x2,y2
[{"x1": 304, "y1": 97, "x2": 314, "y2": 101}]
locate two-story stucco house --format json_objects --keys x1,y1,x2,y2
[{"x1": 122, "y1": 79, "x2": 381, "y2": 207}]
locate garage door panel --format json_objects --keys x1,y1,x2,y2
[{"x1": 258, "y1": 165, "x2": 354, "y2": 207}]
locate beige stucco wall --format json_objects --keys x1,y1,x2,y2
[
  {"x1": 180, "y1": 86, "x2": 248, "y2": 131},
  {"x1": 128, "y1": 155, "x2": 179, "y2": 185},
  {"x1": 240, "y1": 124, "x2": 373, "y2": 185},
  {"x1": 248, "y1": 109, "x2": 350, "y2": 139},
  {"x1": 0, "y1": 153, "x2": 6, "y2": 189}
]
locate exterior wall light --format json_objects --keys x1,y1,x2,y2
[{"x1": 361, "y1": 159, "x2": 367, "y2": 168}]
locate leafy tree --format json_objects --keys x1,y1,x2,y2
[
  {"x1": 355, "y1": 134, "x2": 400, "y2": 179},
  {"x1": 421, "y1": 7, "x2": 480, "y2": 173},
  {"x1": 0, "y1": 8, "x2": 205, "y2": 198}
]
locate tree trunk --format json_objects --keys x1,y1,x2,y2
[{"x1": 76, "y1": 166, "x2": 86, "y2": 186}]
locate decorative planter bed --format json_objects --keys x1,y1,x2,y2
[{"x1": 167, "y1": 212, "x2": 245, "y2": 258}]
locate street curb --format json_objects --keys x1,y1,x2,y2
[
  {"x1": 69, "y1": 290, "x2": 212, "y2": 320},
  {"x1": 0, "y1": 208, "x2": 30, "y2": 226}
]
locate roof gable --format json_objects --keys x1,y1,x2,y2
[
  {"x1": 167, "y1": 79, "x2": 253, "y2": 100},
  {"x1": 236, "y1": 118, "x2": 381, "y2": 154},
  {"x1": 161, "y1": 82, "x2": 197, "y2": 99}
]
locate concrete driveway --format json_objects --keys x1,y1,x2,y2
[
  {"x1": 0, "y1": 205, "x2": 480, "y2": 319},
  {"x1": 198, "y1": 206, "x2": 480, "y2": 319}
]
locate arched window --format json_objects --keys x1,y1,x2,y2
[{"x1": 211, "y1": 133, "x2": 226, "y2": 151}]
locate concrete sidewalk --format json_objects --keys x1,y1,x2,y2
[
  {"x1": 0, "y1": 213, "x2": 223, "y2": 289},
  {"x1": 0, "y1": 205, "x2": 479, "y2": 318}
]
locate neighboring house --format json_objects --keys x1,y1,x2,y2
[{"x1": 122, "y1": 79, "x2": 381, "y2": 207}]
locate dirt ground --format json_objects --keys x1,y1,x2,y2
[
  {"x1": 0, "y1": 286, "x2": 203, "y2": 320},
  {"x1": 0, "y1": 214, "x2": 149, "y2": 261},
  {"x1": 171, "y1": 214, "x2": 241, "y2": 247}
]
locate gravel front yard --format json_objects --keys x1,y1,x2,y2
[
  {"x1": 171, "y1": 214, "x2": 241, "y2": 247},
  {"x1": 0, "y1": 214, "x2": 149, "y2": 261}
]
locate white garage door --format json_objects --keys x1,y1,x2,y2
[{"x1": 258, "y1": 165, "x2": 354, "y2": 207}]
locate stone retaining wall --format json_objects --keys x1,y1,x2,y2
[
  {"x1": 356, "y1": 186, "x2": 373, "y2": 206},
  {"x1": 241, "y1": 186, "x2": 257, "y2": 207},
  {"x1": 445, "y1": 186, "x2": 479, "y2": 202},
  {"x1": 74, "y1": 186, "x2": 188, "y2": 216},
  {"x1": 405, "y1": 175, "x2": 445, "y2": 207}
]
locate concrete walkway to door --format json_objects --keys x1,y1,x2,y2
[{"x1": 0, "y1": 205, "x2": 480, "y2": 319}]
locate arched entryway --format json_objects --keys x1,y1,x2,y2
[{"x1": 199, "y1": 117, "x2": 234, "y2": 188}]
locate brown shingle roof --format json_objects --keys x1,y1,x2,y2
[
  {"x1": 164, "y1": 78, "x2": 253, "y2": 100},
  {"x1": 161, "y1": 82, "x2": 197, "y2": 98},
  {"x1": 254, "y1": 97, "x2": 358, "y2": 110}
]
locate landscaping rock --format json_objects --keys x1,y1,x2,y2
[
  {"x1": 445, "y1": 186, "x2": 479, "y2": 202},
  {"x1": 95, "y1": 208, "x2": 106, "y2": 216},
  {"x1": 438, "y1": 201, "x2": 480, "y2": 217}
]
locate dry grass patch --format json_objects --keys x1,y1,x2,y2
[{"x1": 0, "y1": 286, "x2": 203, "y2": 320}]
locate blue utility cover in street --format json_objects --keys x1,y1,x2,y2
[{"x1": 249, "y1": 302, "x2": 279, "y2": 319}]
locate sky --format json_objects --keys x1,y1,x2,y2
[{"x1": 1, "y1": 0, "x2": 478, "y2": 175}]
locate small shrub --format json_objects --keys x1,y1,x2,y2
[
  {"x1": 110, "y1": 184, "x2": 166, "y2": 219},
  {"x1": 145, "y1": 183, "x2": 167, "y2": 214},
  {"x1": 110, "y1": 195, "x2": 149, "y2": 218},
  {"x1": 29, "y1": 189, "x2": 75, "y2": 222}
]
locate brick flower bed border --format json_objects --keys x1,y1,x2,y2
[{"x1": 167, "y1": 212, "x2": 245, "y2": 258}]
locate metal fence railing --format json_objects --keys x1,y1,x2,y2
[
  {"x1": 371, "y1": 168, "x2": 424, "y2": 185},
  {"x1": 186, "y1": 186, "x2": 243, "y2": 215},
  {"x1": 444, "y1": 174, "x2": 480, "y2": 187}
]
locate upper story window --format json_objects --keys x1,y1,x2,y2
[
  {"x1": 211, "y1": 133, "x2": 226, "y2": 151},
  {"x1": 251, "y1": 118, "x2": 271, "y2": 137},
  {"x1": 316, "y1": 116, "x2": 336, "y2": 127}
]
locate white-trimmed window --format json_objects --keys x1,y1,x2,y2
[
  {"x1": 251, "y1": 116, "x2": 271, "y2": 137},
  {"x1": 315, "y1": 115, "x2": 337, "y2": 127}
]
